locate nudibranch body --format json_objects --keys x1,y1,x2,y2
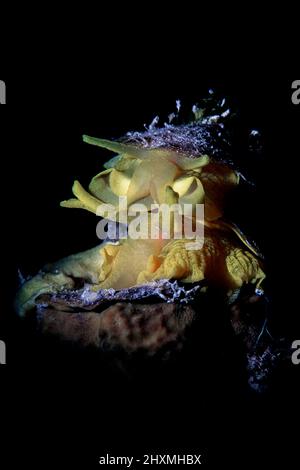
[{"x1": 16, "y1": 106, "x2": 265, "y2": 317}]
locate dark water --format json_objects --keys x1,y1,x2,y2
[{"x1": 1, "y1": 75, "x2": 299, "y2": 467}]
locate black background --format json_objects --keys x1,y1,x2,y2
[{"x1": 1, "y1": 67, "x2": 300, "y2": 467}]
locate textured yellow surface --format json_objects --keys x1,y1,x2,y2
[
  {"x1": 15, "y1": 135, "x2": 265, "y2": 317},
  {"x1": 60, "y1": 136, "x2": 264, "y2": 292}
]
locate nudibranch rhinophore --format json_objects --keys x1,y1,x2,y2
[{"x1": 15, "y1": 101, "x2": 267, "y2": 367}]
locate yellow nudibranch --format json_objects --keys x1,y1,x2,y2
[
  {"x1": 60, "y1": 135, "x2": 265, "y2": 292},
  {"x1": 15, "y1": 133, "x2": 266, "y2": 317}
]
